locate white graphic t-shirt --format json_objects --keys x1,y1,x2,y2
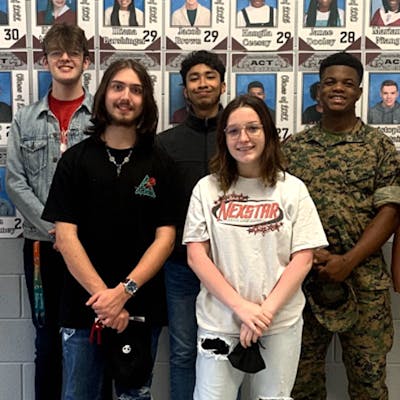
[{"x1": 183, "y1": 172, "x2": 328, "y2": 336}]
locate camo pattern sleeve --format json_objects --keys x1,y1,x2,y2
[{"x1": 369, "y1": 125, "x2": 400, "y2": 208}]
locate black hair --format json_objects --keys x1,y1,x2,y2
[
  {"x1": 180, "y1": 50, "x2": 226, "y2": 87},
  {"x1": 305, "y1": 0, "x2": 341, "y2": 27},
  {"x1": 319, "y1": 52, "x2": 364, "y2": 85},
  {"x1": 110, "y1": 0, "x2": 138, "y2": 26},
  {"x1": 247, "y1": 80, "x2": 265, "y2": 92},
  {"x1": 309, "y1": 81, "x2": 320, "y2": 101},
  {"x1": 382, "y1": 0, "x2": 400, "y2": 13}
]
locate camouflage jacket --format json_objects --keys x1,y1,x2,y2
[{"x1": 283, "y1": 119, "x2": 400, "y2": 291}]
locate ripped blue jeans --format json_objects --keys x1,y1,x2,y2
[
  {"x1": 194, "y1": 318, "x2": 303, "y2": 400},
  {"x1": 61, "y1": 326, "x2": 161, "y2": 400}
]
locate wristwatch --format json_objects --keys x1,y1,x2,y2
[{"x1": 122, "y1": 278, "x2": 139, "y2": 297}]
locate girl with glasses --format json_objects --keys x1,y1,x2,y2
[{"x1": 182, "y1": 94, "x2": 328, "y2": 400}]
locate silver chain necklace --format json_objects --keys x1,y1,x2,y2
[{"x1": 106, "y1": 147, "x2": 133, "y2": 176}]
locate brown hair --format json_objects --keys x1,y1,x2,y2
[
  {"x1": 87, "y1": 58, "x2": 158, "y2": 148},
  {"x1": 210, "y1": 94, "x2": 285, "y2": 191},
  {"x1": 42, "y1": 23, "x2": 90, "y2": 59}
]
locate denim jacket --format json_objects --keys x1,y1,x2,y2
[{"x1": 6, "y1": 90, "x2": 93, "y2": 241}]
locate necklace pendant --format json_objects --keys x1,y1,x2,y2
[
  {"x1": 106, "y1": 147, "x2": 133, "y2": 177},
  {"x1": 60, "y1": 142, "x2": 67, "y2": 153}
]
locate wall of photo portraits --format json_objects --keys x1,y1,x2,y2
[
  {"x1": 0, "y1": 0, "x2": 400, "y2": 237},
  {"x1": 0, "y1": 1, "x2": 400, "y2": 399}
]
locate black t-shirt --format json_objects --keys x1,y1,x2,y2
[
  {"x1": 42, "y1": 136, "x2": 178, "y2": 328},
  {"x1": 0, "y1": 101, "x2": 12, "y2": 123},
  {"x1": 302, "y1": 104, "x2": 322, "y2": 125}
]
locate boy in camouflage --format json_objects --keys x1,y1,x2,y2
[
  {"x1": 392, "y1": 228, "x2": 400, "y2": 292},
  {"x1": 284, "y1": 52, "x2": 400, "y2": 399}
]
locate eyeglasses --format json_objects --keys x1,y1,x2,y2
[
  {"x1": 47, "y1": 50, "x2": 83, "y2": 60},
  {"x1": 224, "y1": 123, "x2": 263, "y2": 139}
]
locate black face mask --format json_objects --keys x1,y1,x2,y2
[{"x1": 228, "y1": 341, "x2": 266, "y2": 373}]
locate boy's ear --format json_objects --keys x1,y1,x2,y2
[{"x1": 42, "y1": 55, "x2": 49, "y2": 68}]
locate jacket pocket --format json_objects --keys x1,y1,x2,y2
[{"x1": 20, "y1": 139, "x2": 48, "y2": 175}]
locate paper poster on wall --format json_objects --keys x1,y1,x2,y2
[
  {"x1": 364, "y1": 52, "x2": 400, "y2": 150},
  {"x1": 366, "y1": 0, "x2": 400, "y2": 50},
  {"x1": 163, "y1": 51, "x2": 228, "y2": 130},
  {"x1": 298, "y1": 0, "x2": 362, "y2": 51},
  {"x1": 31, "y1": 0, "x2": 95, "y2": 49},
  {"x1": 299, "y1": 72, "x2": 322, "y2": 128},
  {"x1": 100, "y1": 51, "x2": 163, "y2": 132},
  {"x1": 32, "y1": 49, "x2": 97, "y2": 101},
  {"x1": 231, "y1": 52, "x2": 294, "y2": 141},
  {"x1": 168, "y1": 71, "x2": 187, "y2": 126},
  {"x1": 165, "y1": 0, "x2": 229, "y2": 51},
  {"x1": 99, "y1": 0, "x2": 162, "y2": 51},
  {"x1": 0, "y1": 0, "x2": 27, "y2": 49},
  {"x1": 0, "y1": 51, "x2": 28, "y2": 146},
  {"x1": 0, "y1": 148, "x2": 23, "y2": 238},
  {"x1": 297, "y1": 51, "x2": 363, "y2": 132},
  {"x1": 231, "y1": 0, "x2": 294, "y2": 52}
]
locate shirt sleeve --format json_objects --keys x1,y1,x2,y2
[
  {"x1": 290, "y1": 179, "x2": 328, "y2": 254},
  {"x1": 41, "y1": 150, "x2": 80, "y2": 225},
  {"x1": 182, "y1": 180, "x2": 210, "y2": 244},
  {"x1": 282, "y1": 136, "x2": 301, "y2": 177},
  {"x1": 373, "y1": 132, "x2": 400, "y2": 208},
  {"x1": 6, "y1": 111, "x2": 54, "y2": 238}
]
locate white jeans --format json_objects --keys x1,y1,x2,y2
[{"x1": 194, "y1": 318, "x2": 303, "y2": 400}]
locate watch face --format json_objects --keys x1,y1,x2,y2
[{"x1": 125, "y1": 279, "x2": 138, "y2": 295}]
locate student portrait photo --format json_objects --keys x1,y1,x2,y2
[
  {"x1": 302, "y1": 74, "x2": 323, "y2": 125},
  {"x1": 104, "y1": 0, "x2": 144, "y2": 27},
  {"x1": 171, "y1": 0, "x2": 211, "y2": 27},
  {"x1": 37, "y1": 0, "x2": 77, "y2": 25},
  {"x1": 368, "y1": 75, "x2": 400, "y2": 124},
  {"x1": 304, "y1": 0, "x2": 345, "y2": 27},
  {"x1": 237, "y1": 0, "x2": 277, "y2": 28},
  {"x1": 37, "y1": 71, "x2": 52, "y2": 100},
  {"x1": 370, "y1": 0, "x2": 400, "y2": 26},
  {"x1": 169, "y1": 72, "x2": 188, "y2": 124},
  {"x1": 0, "y1": 167, "x2": 15, "y2": 217},
  {"x1": 0, "y1": 72, "x2": 12, "y2": 123},
  {"x1": 0, "y1": 0, "x2": 9, "y2": 25},
  {"x1": 236, "y1": 74, "x2": 276, "y2": 122}
]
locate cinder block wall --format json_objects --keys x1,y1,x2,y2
[{"x1": 0, "y1": 238, "x2": 398, "y2": 399}]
